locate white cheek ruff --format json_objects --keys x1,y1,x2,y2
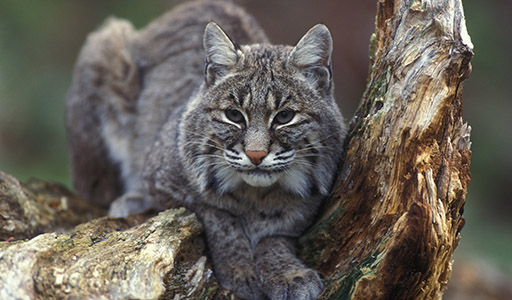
[
  {"x1": 278, "y1": 165, "x2": 311, "y2": 198},
  {"x1": 215, "y1": 166, "x2": 243, "y2": 194}
]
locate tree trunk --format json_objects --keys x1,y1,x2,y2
[
  {"x1": 300, "y1": 0, "x2": 473, "y2": 298},
  {"x1": 0, "y1": 0, "x2": 473, "y2": 299}
]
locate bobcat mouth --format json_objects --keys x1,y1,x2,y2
[{"x1": 222, "y1": 149, "x2": 293, "y2": 187}]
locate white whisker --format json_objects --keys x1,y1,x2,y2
[
  {"x1": 184, "y1": 140, "x2": 224, "y2": 151},
  {"x1": 194, "y1": 153, "x2": 225, "y2": 159}
]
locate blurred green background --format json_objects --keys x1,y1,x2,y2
[{"x1": 0, "y1": 0, "x2": 511, "y2": 296}]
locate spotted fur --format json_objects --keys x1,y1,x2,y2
[{"x1": 67, "y1": 1, "x2": 346, "y2": 299}]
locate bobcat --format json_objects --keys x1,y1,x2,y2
[{"x1": 67, "y1": 0, "x2": 346, "y2": 299}]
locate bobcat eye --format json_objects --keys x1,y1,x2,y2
[
  {"x1": 225, "y1": 109, "x2": 245, "y2": 124},
  {"x1": 273, "y1": 110, "x2": 296, "y2": 125}
]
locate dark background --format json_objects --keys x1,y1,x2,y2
[{"x1": 0, "y1": 0, "x2": 510, "y2": 294}]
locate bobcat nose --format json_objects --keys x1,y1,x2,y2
[{"x1": 246, "y1": 151, "x2": 267, "y2": 165}]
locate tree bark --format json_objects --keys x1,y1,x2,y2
[
  {"x1": 0, "y1": 0, "x2": 473, "y2": 299},
  {"x1": 0, "y1": 170, "x2": 105, "y2": 240},
  {"x1": 300, "y1": 0, "x2": 473, "y2": 299}
]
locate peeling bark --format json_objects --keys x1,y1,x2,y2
[{"x1": 0, "y1": 0, "x2": 472, "y2": 299}]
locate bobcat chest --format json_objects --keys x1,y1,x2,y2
[{"x1": 224, "y1": 186, "x2": 322, "y2": 245}]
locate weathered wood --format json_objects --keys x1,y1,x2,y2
[
  {"x1": 0, "y1": 172, "x2": 232, "y2": 299},
  {"x1": 0, "y1": 170, "x2": 105, "y2": 240},
  {"x1": 300, "y1": 0, "x2": 473, "y2": 299},
  {"x1": 0, "y1": 0, "x2": 473, "y2": 299},
  {"x1": 0, "y1": 207, "x2": 229, "y2": 300}
]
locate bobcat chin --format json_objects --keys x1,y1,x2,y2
[{"x1": 67, "y1": 1, "x2": 346, "y2": 299}]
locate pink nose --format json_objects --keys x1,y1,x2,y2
[{"x1": 245, "y1": 151, "x2": 267, "y2": 165}]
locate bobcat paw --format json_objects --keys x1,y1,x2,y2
[
  {"x1": 231, "y1": 273, "x2": 265, "y2": 300},
  {"x1": 262, "y1": 268, "x2": 323, "y2": 300},
  {"x1": 216, "y1": 264, "x2": 265, "y2": 300},
  {"x1": 108, "y1": 192, "x2": 153, "y2": 217}
]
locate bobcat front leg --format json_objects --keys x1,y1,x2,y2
[
  {"x1": 195, "y1": 205, "x2": 265, "y2": 300},
  {"x1": 255, "y1": 236, "x2": 323, "y2": 300}
]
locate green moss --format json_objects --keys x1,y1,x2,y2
[
  {"x1": 321, "y1": 247, "x2": 383, "y2": 300},
  {"x1": 54, "y1": 234, "x2": 76, "y2": 251},
  {"x1": 368, "y1": 66, "x2": 390, "y2": 103},
  {"x1": 350, "y1": 63, "x2": 391, "y2": 137},
  {"x1": 299, "y1": 205, "x2": 344, "y2": 267}
]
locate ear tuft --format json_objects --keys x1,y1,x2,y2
[
  {"x1": 203, "y1": 22, "x2": 241, "y2": 85},
  {"x1": 289, "y1": 24, "x2": 333, "y2": 69}
]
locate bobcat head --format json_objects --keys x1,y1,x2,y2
[{"x1": 179, "y1": 22, "x2": 346, "y2": 198}]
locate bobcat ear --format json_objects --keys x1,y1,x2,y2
[
  {"x1": 288, "y1": 24, "x2": 333, "y2": 92},
  {"x1": 203, "y1": 22, "x2": 241, "y2": 85}
]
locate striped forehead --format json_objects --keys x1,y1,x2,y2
[
  {"x1": 233, "y1": 77, "x2": 285, "y2": 112},
  {"x1": 222, "y1": 44, "x2": 296, "y2": 113}
]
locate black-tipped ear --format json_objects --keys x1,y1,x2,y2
[
  {"x1": 288, "y1": 24, "x2": 333, "y2": 92},
  {"x1": 203, "y1": 22, "x2": 241, "y2": 86}
]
